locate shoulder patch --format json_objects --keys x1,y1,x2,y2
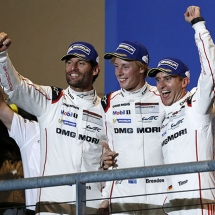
[
  {"x1": 101, "y1": 92, "x2": 112, "y2": 113},
  {"x1": 51, "y1": 86, "x2": 64, "y2": 104},
  {"x1": 187, "y1": 93, "x2": 195, "y2": 107}
]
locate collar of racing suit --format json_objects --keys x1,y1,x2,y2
[
  {"x1": 120, "y1": 82, "x2": 148, "y2": 98},
  {"x1": 67, "y1": 87, "x2": 98, "y2": 108},
  {"x1": 164, "y1": 91, "x2": 191, "y2": 114}
]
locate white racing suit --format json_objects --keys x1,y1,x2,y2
[
  {"x1": 162, "y1": 21, "x2": 215, "y2": 214},
  {"x1": 101, "y1": 84, "x2": 167, "y2": 215},
  {"x1": 9, "y1": 113, "x2": 40, "y2": 212},
  {"x1": 0, "y1": 51, "x2": 106, "y2": 215}
]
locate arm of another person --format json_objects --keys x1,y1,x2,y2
[
  {"x1": 0, "y1": 32, "x2": 52, "y2": 117},
  {"x1": 185, "y1": 6, "x2": 215, "y2": 114},
  {"x1": 0, "y1": 88, "x2": 13, "y2": 130}
]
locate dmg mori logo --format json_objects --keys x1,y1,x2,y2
[{"x1": 114, "y1": 128, "x2": 133, "y2": 133}]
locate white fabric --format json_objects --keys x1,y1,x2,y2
[
  {"x1": 101, "y1": 84, "x2": 167, "y2": 215},
  {"x1": 8, "y1": 113, "x2": 40, "y2": 211},
  {"x1": 0, "y1": 53, "x2": 106, "y2": 214},
  {"x1": 161, "y1": 21, "x2": 215, "y2": 214}
]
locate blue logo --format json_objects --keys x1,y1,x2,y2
[
  {"x1": 128, "y1": 179, "x2": 137, "y2": 184},
  {"x1": 116, "y1": 119, "x2": 131, "y2": 123},
  {"x1": 171, "y1": 119, "x2": 184, "y2": 129},
  {"x1": 142, "y1": 116, "x2": 158, "y2": 121},
  {"x1": 60, "y1": 119, "x2": 76, "y2": 127}
]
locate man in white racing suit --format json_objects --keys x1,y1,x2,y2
[
  {"x1": 100, "y1": 41, "x2": 166, "y2": 214},
  {"x1": 147, "y1": 6, "x2": 215, "y2": 215},
  {"x1": 0, "y1": 38, "x2": 106, "y2": 214},
  {"x1": 0, "y1": 89, "x2": 40, "y2": 215}
]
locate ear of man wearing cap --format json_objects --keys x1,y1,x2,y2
[
  {"x1": 61, "y1": 41, "x2": 100, "y2": 92},
  {"x1": 104, "y1": 41, "x2": 149, "y2": 92},
  {"x1": 148, "y1": 57, "x2": 190, "y2": 106}
]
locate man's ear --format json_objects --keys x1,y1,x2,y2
[
  {"x1": 182, "y1": 77, "x2": 190, "y2": 88},
  {"x1": 140, "y1": 64, "x2": 148, "y2": 74},
  {"x1": 93, "y1": 65, "x2": 100, "y2": 76}
]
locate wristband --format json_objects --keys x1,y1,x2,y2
[{"x1": 191, "y1": 17, "x2": 205, "y2": 26}]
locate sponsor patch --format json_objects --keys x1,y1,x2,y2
[
  {"x1": 158, "y1": 59, "x2": 178, "y2": 70},
  {"x1": 61, "y1": 110, "x2": 78, "y2": 118},
  {"x1": 114, "y1": 128, "x2": 133, "y2": 134},
  {"x1": 63, "y1": 102, "x2": 79, "y2": 110},
  {"x1": 59, "y1": 119, "x2": 76, "y2": 127},
  {"x1": 68, "y1": 44, "x2": 91, "y2": 55},
  {"x1": 112, "y1": 110, "x2": 131, "y2": 115},
  {"x1": 170, "y1": 118, "x2": 184, "y2": 129},
  {"x1": 135, "y1": 103, "x2": 159, "y2": 114},
  {"x1": 78, "y1": 134, "x2": 99, "y2": 144},
  {"x1": 82, "y1": 110, "x2": 103, "y2": 126},
  {"x1": 84, "y1": 125, "x2": 101, "y2": 132},
  {"x1": 117, "y1": 43, "x2": 136, "y2": 55},
  {"x1": 140, "y1": 115, "x2": 158, "y2": 123},
  {"x1": 116, "y1": 119, "x2": 131, "y2": 123},
  {"x1": 162, "y1": 128, "x2": 187, "y2": 146},
  {"x1": 56, "y1": 128, "x2": 76, "y2": 138}
]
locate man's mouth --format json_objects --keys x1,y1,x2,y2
[
  {"x1": 70, "y1": 73, "x2": 78, "y2": 77},
  {"x1": 118, "y1": 78, "x2": 127, "y2": 82},
  {"x1": 161, "y1": 90, "x2": 171, "y2": 98}
]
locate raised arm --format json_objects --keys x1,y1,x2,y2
[
  {"x1": 184, "y1": 5, "x2": 201, "y2": 23},
  {"x1": 185, "y1": 6, "x2": 215, "y2": 114},
  {"x1": 0, "y1": 32, "x2": 52, "y2": 117},
  {"x1": 0, "y1": 88, "x2": 13, "y2": 130},
  {"x1": 0, "y1": 32, "x2": 12, "y2": 52}
]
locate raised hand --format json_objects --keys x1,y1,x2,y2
[
  {"x1": 101, "y1": 142, "x2": 119, "y2": 170},
  {"x1": 184, "y1": 6, "x2": 201, "y2": 23},
  {"x1": 0, "y1": 32, "x2": 12, "y2": 52}
]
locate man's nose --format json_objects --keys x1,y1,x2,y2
[
  {"x1": 69, "y1": 62, "x2": 78, "y2": 71},
  {"x1": 116, "y1": 67, "x2": 123, "y2": 76},
  {"x1": 157, "y1": 80, "x2": 165, "y2": 89}
]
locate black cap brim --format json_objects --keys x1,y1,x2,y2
[
  {"x1": 104, "y1": 52, "x2": 132, "y2": 61},
  {"x1": 61, "y1": 53, "x2": 87, "y2": 61},
  {"x1": 147, "y1": 68, "x2": 168, "y2": 77}
]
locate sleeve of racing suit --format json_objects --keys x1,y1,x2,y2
[
  {"x1": 8, "y1": 113, "x2": 39, "y2": 148},
  {"x1": 0, "y1": 51, "x2": 52, "y2": 117},
  {"x1": 100, "y1": 94, "x2": 115, "y2": 201},
  {"x1": 101, "y1": 117, "x2": 114, "y2": 200},
  {"x1": 193, "y1": 21, "x2": 215, "y2": 114}
]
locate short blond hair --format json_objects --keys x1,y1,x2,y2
[{"x1": 110, "y1": 57, "x2": 148, "y2": 78}]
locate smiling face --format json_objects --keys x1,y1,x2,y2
[
  {"x1": 65, "y1": 57, "x2": 99, "y2": 92},
  {"x1": 155, "y1": 72, "x2": 189, "y2": 106},
  {"x1": 113, "y1": 58, "x2": 146, "y2": 92}
]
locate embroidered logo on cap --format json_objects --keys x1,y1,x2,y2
[
  {"x1": 117, "y1": 43, "x2": 136, "y2": 55},
  {"x1": 68, "y1": 44, "x2": 91, "y2": 55},
  {"x1": 158, "y1": 59, "x2": 179, "y2": 70}
]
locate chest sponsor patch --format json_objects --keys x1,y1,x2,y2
[
  {"x1": 140, "y1": 115, "x2": 158, "y2": 123},
  {"x1": 165, "y1": 106, "x2": 185, "y2": 120},
  {"x1": 113, "y1": 118, "x2": 131, "y2": 123},
  {"x1": 162, "y1": 128, "x2": 187, "y2": 146},
  {"x1": 112, "y1": 110, "x2": 131, "y2": 115},
  {"x1": 135, "y1": 103, "x2": 159, "y2": 114},
  {"x1": 59, "y1": 119, "x2": 76, "y2": 127},
  {"x1": 61, "y1": 109, "x2": 78, "y2": 118},
  {"x1": 82, "y1": 110, "x2": 103, "y2": 126}
]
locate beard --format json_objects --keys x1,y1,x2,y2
[{"x1": 65, "y1": 72, "x2": 93, "y2": 90}]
